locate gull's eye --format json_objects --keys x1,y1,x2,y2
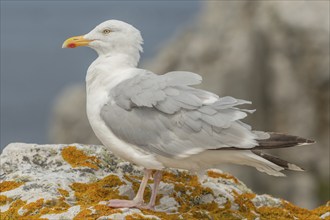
[{"x1": 102, "y1": 29, "x2": 111, "y2": 34}]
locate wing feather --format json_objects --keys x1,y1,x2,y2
[{"x1": 103, "y1": 70, "x2": 258, "y2": 158}]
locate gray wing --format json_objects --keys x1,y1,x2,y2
[{"x1": 101, "y1": 70, "x2": 262, "y2": 159}]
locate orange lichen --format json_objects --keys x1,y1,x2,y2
[
  {"x1": 255, "y1": 199, "x2": 330, "y2": 220},
  {"x1": 61, "y1": 146, "x2": 100, "y2": 169},
  {"x1": 38, "y1": 197, "x2": 70, "y2": 215},
  {"x1": 0, "y1": 181, "x2": 24, "y2": 192},
  {"x1": 74, "y1": 204, "x2": 122, "y2": 220},
  {"x1": 279, "y1": 200, "x2": 326, "y2": 220},
  {"x1": 312, "y1": 202, "x2": 330, "y2": 216},
  {"x1": 0, "y1": 196, "x2": 70, "y2": 219},
  {"x1": 57, "y1": 188, "x2": 69, "y2": 197},
  {"x1": 140, "y1": 171, "x2": 328, "y2": 220},
  {"x1": 137, "y1": 170, "x2": 222, "y2": 219},
  {"x1": 0, "y1": 199, "x2": 27, "y2": 220},
  {"x1": 126, "y1": 213, "x2": 153, "y2": 220},
  {"x1": 258, "y1": 206, "x2": 297, "y2": 220},
  {"x1": 70, "y1": 174, "x2": 127, "y2": 207},
  {"x1": 0, "y1": 195, "x2": 12, "y2": 206},
  {"x1": 161, "y1": 171, "x2": 214, "y2": 213},
  {"x1": 73, "y1": 209, "x2": 93, "y2": 220},
  {"x1": 21, "y1": 198, "x2": 45, "y2": 216},
  {"x1": 1, "y1": 169, "x2": 329, "y2": 219},
  {"x1": 207, "y1": 170, "x2": 239, "y2": 184},
  {"x1": 233, "y1": 191, "x2": 257, "y2": 219}
]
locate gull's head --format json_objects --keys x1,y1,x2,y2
[{"x1": 62, "y1": 20, "x2": 143, "y2": 56}]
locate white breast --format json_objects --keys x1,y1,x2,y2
[{"x1": 85, "y1": 59, "x2": 164, "y2": 170}]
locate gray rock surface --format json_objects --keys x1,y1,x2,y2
[
  {"x1": 48, "y1": 1, "x2": 329, "y2": 208},
  {"x1": 1, "y1": 143, "x2": 328, "y2": 219}
]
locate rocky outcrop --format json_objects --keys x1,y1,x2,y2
[
  {"x1": 49, "y1": 1, "x2": 329, "y2": 208},
  {"x1": 1, "y1": 143, "x2": 329, "y2": 220}
]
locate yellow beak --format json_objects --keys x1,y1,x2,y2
[{"x1": 62, "y1": 35, "x2": 92, "y2": 48}]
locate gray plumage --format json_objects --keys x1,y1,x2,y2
[{"x1": 101, "y1": 70, "x2": 264, "y2": 159}]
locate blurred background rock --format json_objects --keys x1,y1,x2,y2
[{"x1": 2, "y1": 1, "x2": 329, "y2": 209}]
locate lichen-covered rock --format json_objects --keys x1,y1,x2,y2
[{"x1": 1, "y1": 143, "x2": 329, "y2": 219}]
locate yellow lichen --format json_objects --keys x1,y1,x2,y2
[
  {"x1": 0, "y1": 196, "x2": 70, "y2": 219},
  {"x1": 73, "y1": 209, "x2": 93, "y2": 220},
  {"x1": 38, "y1": 197, "x2": 70, "y2": 215},
  {"x1": 1, "y1": 169, "x2": 329, "y2": 219},
  {"x1": 0, "y1": 195, "x2": 12, "y2": 206},
  {"x1": 21, "y1": 198, "x2": 45, "y2": 216},
  {"x1": 70, "y1": 174, "x2": 127, "y2": 207},
  {"x1": 280, "y1": 200, "x2": 326, "y2": 220},
  {"x1": 139, "y1": 171, "x2": 223, "y2": 219},
  {"x1": 207, "y1": 170, "x2": 239, "y2": 184},
  {"x1": 161, "y1": 171, "x2": 214, "y2": 213},
  {"x1": 57, "y1": 188, "x2": 69, "y2": 197},
  {"x1": 253, "y1": 199, "x2": 330, "y2": 220},
  {"x1": 139, "y1": 171, "x2": 329, "y2": 220},
  {"x1": 312, "y1": 203, "x2": 330, "y2": 216},
  {"x1": 0, "y1": 181, "x2": 24, "y2": 192},
  {"x1": 73, "y1": 204, "x2": 122, "y2": 220},
  {"x1": 257, "y1": 206, "x2": 296, "y2": 220},
  {"x1": 126, "y1": 213, "x2": 154, "y2": 220},
  {"x1": 0, "y1": 199, "x2": 27, "y2": 220},
  {"x1": 232, "y1": 191, "x2": 257, "y2": 219},
  {"x1": 61, "y1": 146, "x2": 100, "y2": 169}
]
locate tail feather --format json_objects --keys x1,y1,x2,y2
[
  {"x1": 252, "y1": 150, "x2": 304, "y2": 172},
  {"x1": 212, "y1": 132, "x2": 314, "y2": 176},
  {"x1": 255, "y1": 132, "x2": 315, "y2": 150},
  {"x1": 242, "y1": 151, "x2": 286, "y2": 176},
  {"x1": 244, "y1": 132, "x2": 311, "y2": 175}
]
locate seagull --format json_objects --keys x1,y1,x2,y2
[{"x1": 62, "y1": 20, "x2": 314, "y2": 209}]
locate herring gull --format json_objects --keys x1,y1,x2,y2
[{"x1": 62, "y1": 20, "x2": 314, "y2": 209}]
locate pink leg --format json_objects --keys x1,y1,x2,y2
[
  {"x1": 144, "y1": 170, "x2": 162, "y2": 210},
  {"x1": 106, "y1": 169, "x2": 152, "y2": 208}
]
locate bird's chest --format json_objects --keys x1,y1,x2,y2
[
  {"x1": 85, "y1": 85, "x2": 112, "y2": 142},
  {"x1": 86, "y1": 89, "x2": 133, "y2": 160},
  {"x1": 85, "y1": 77, "x2": 162, "y2": 169},
  {"x1": 85, "y1": 66, "x2": 125, "y2": 122}
]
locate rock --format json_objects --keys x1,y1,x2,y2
[
  {"x1": 1, "y1": 143, "x2": 329, "y2": 219},
  {"x1": 48, "y1": 1, "x2": 329, "y2": 208}
]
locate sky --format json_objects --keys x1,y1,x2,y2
[{"x1": 0, "y1": 1, "x2": 202, "y2": 150}]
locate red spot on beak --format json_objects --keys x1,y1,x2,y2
[{"x1": 68, "y1": 43, "x2": 76, "y2": 48}]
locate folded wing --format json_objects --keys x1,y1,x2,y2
[{"x1": 101, "y1": 70, "x2": 264, "y2": 159}]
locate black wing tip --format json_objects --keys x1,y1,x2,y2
[
  {"x1": 253, "y1": 150, "x2": 305, "y2": 172},
  {"x1": 297, "y1": 137, "x2": 316, "y2": 145},
  {"x1": 261, "y1": 132, "x2": 316, "y2": 147}
]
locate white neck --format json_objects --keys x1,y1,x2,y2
[
  {"x1": 85, "y1": 53, "x2": 140, "y2": 92},
  {"x1": 98, "y1": 50, "x2": 140, "y2": 65},
  {"x1": 91, "y1": 41, "x2": 142, "y2": 67},
  {"x1": 103, "y1": 52, "x2": 139, "y2": 67}
]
